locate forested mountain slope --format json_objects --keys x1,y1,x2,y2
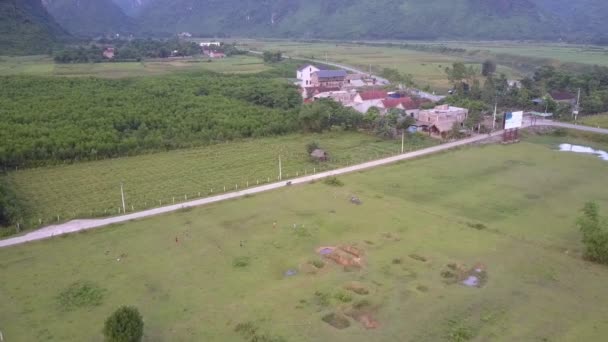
[
  {"x1": 43, "y1": 0, "x2": 135, "y2": 36},
  {"x1": 0, "y1": 0, "x2": 66, "y2": 55},
  {"x1": 135, "y1": 0, "x2": 607, "y2": 42}
]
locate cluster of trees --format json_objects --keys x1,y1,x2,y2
[
  {"x1": 0, "y1": 180, "x2": 22, "y2": 231},
  {"x1": 0, "y1": 72, "x2": 301, "y2": 169},
  {"x1": 379, "y1": 68, "x2": 415, "y2": 87},
  {"x1": 577, "y1": 202, "x2": 608, "y2": 265},
  {"x1": 54, "y1": 38, "x2": 201, "y2": 63},
  {"x1": 262, "y1": 51, "x2": 283, "y2": 63},
  {"x1": 443, "y1": 61, "x2": 608, "y2": 122}
]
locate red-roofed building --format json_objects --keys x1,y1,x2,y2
[
  {"x1": 354, "y1": 90, "x2": 388, "y2": 103},
  {"x1": 381, "y1": 97, "x2": 417, "y2": 110},
  {"x1": 102, "y1": 47, "x2": 115, "y2": 59}
]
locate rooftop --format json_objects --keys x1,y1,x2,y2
[{"x1": 314, "y1": 70, "x2": 348, "y2": 79}]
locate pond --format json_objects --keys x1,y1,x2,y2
[{"x1": 559, "y1": 144, "x2": 608, "y2": 161}]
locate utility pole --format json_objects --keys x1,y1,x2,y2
[
  {"x1": 120, "y1": 182, "x2": 126, "y2": 214},
  {"x1": 492, "y1": 99, "x2": 498, "y2": 131},
  {"x1": 401, "y1": 131, "x2": 405, "y2": 154},
  {"x1": 278, "y1": 155, "x2": 282, "y2": 181},
  {"x1": 574, "y1": 88, "x2": 581, "y2": 122}
]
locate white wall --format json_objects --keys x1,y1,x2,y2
[{"x1": 297, "y1": 65, "x2": 320, "y2": 87}]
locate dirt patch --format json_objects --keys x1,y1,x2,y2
[
  {"x1": 340, "y1": 245, "x2": 363, "y2": 258},
  {"x1": 322, "y1": 312, "x2": 351, "y2": 329},
  {"x1": 321, "y1": 245, "x2": 365, "y2": 269},
  {"x1": 345, "y1": 300, "x2": 380, "y2": 329},
  {"x1": 345, "y1": 282, "x2": 370, "y2": 295}
]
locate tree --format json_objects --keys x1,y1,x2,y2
[
  {"x1": 481, "y1": 60, "x2": 497, "y2": 77},
  {"x1": 262, "y1": 51, "x2": 283, "y2": 63},
  {"x1": 103, "y1": 306, "x2": 144, "y2": 342}
]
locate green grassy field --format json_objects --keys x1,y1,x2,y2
[
  {"x1": 240, "y1": 40, "x2": 522, "y2": 92},
  {"x1": 0, "y1": 55, "x2": 269, "y2": 78},
  {"x1": 1, "y1": 135, "x2": 608, "y2": 341},
  {"x1": 4, "y1": 132, "x2": 434, "y2": 228},
  {"x1": 439, "y1": 42, "x2": 608, "y2": 67},
  {"x1": 579, "y1": 113, "x2": 608, "y2": 129}
]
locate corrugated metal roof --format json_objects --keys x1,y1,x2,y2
[{"x1": 315, "y1": 70, "x2": 347, "y2": 78}]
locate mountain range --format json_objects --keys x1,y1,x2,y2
[
  {"x1": 0, "y1": 0, "x2": 66, "y2": 55},
  {"x1": 43, "y1": 0, "x2": 135, "y2": 37},
  {"x1": 2, "y1": 0, "x2": 608, "y2": 55}
]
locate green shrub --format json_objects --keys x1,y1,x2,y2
[
  {"x1": 323, "y1": 177, "x2": 344, "y2": 187},
  {"x1": 577, "y1": 202, "x2": 608, "y2": 264},
  {"x1": 103, "y1": 306, "x2": 144, "y2": 342},
  {"x1": 57, "y1": 281, "x2": 105, "y2": 311},
  {"x1": 334, "y1": 291, "x2": 353, "y2": 303},
  {"x1": 306, "y1": 141, "x2": 320, "y2": 154}
]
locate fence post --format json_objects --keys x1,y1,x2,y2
[
  {"x1": 172, "y1": 197, "x2": 175, "y2": 204},
  {"x1": 224, "y1": 186, "x2": 226, "y2": 192}
]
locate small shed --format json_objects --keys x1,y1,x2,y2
[{"x1": 310, "y1": 149, "x2": 329, "y2": 162}]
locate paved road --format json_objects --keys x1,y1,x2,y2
[
  {"x1": 536, "y1": 121, "x2": 608, "y2": 135},
  {"x1": 0, "y1": 130, "x2": 506, "y2": 248}
]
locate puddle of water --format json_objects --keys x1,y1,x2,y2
[
  {"x1": 559, "y1": 144, "x2": 608, "y2": 161},
  {"x1": 319, "y1": 247, "x2": 334, "y2": 255},
  {"x1": 284, "y1": 269, "x2": 298, "y2": 277},
  {"x1": 462, "y1": 276, "x2": 479, "y2": 287}
]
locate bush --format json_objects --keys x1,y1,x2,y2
[
  {"x1": 306, "y1": 141, "x2": 320, "y2": 154},
  {"x1": 323, "y1": 177, "x2": 344, "y2": 187},
  {"x1": 103, "y1": 306, "x2": 144, "y2": 342},
  {"x1": 577, "y1": 202, "x2": 608, "y2": 264}
]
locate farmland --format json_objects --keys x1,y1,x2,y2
[
  {"x1": 4, "y1": 132, "x2": 434, "y2": 229},
  {"x1": 1, "y1": 134, "x2": 608, "y2": 341},
  {"x1": 439, "y1": 41, "x2": 608, "y2": 67},
  {"x1": 240, "y1": 40, "x2": 522, "y2": 92},
  {"x1": 0, "y1": 55, "x2": 269, "y2": 78}
]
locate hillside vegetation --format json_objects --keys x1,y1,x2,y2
[
  {"x1": 0, "y1": 0, "x2": 66, "y2": 55},
  {"x1": 135, "y1": 0, "x2": 606, "y2": 41},
  {"x1": 43, "y1": 0, "x2": 135, "y2": 36}
]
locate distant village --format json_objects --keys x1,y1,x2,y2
[{"x1": 296, "y1": 64, "x2": 468, "y2": 138}]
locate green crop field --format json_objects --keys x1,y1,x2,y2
[
  {"x1": 0, "y1": 55, "x2": 269, "y2": 78},
  {"x1": 439, "y1": 42, "x2": 608, "y2": 67},
  {"x1": 2, "y1": 133, "x2": 608, "y2": 341},
  {"x1": 240, "y1": 40, "x2": 523, "y2": 92},
  {"x1": 579, "y1": 113, "x2": 608, "y2": 129},
  {"x1": 4, "y1": 132, "x2": 434, "y2": 228}
]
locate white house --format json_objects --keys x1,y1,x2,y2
[
  {"x1": 297, "y1": 64, "x2": 320, "y2": 87},
  {"x1": 199, "y1": 42, "x2": 222, "y2": 47}
]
